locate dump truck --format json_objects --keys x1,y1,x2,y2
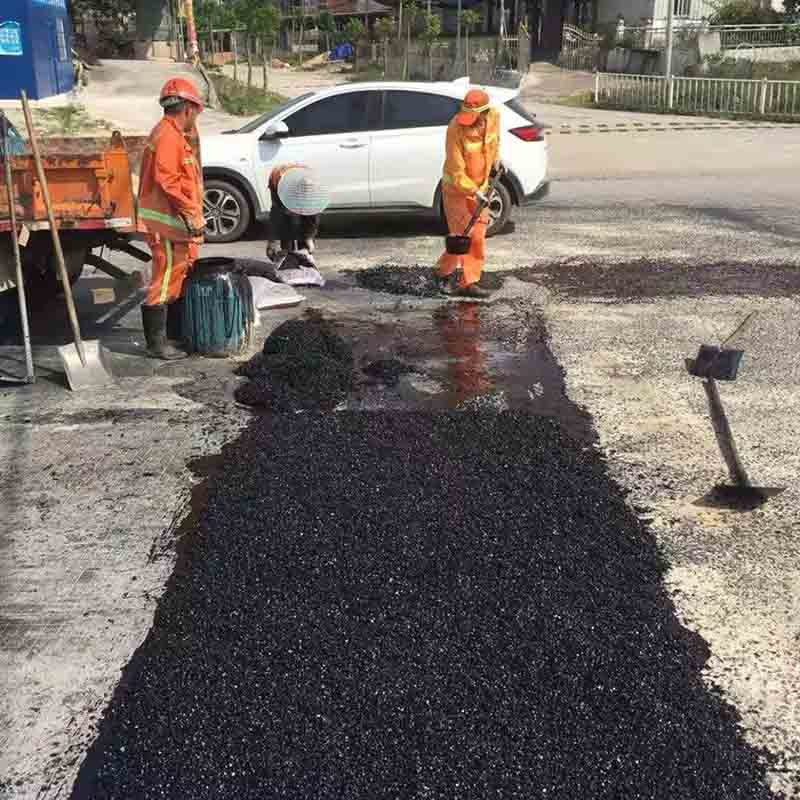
[{"x1": 0, "y1": 118, "x2": 151, "y2": 313}]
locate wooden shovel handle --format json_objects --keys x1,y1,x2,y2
[{"x1": 20, "y1": 91, "x2": 87, "y2": 367}]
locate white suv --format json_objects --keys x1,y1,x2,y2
[{"x1": 200, "y1": 79, "x2": 549, "y2": 243}]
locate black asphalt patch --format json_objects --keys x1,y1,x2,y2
[
  {"x1": 355, "y1": 266, "x2": 505, "y2": 298},
  {"x1": 515, "y1": 259, "x2": 800, "y2": 299},
  {"x1": 73, "y1": 409, "x2": 777, "y2": 799}
]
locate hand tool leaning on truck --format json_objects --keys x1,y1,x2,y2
[
  {"x1": 436, "y1": 88, "x2": 503, "y2": 299},
  {"x1": 137, "y1": 78, "x2": 206, "y2": 361}
]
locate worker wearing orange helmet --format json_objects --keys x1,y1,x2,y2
[
  {"x1": 436, "y1": 88, "x2": 501, "y2": 299},
  {"x1": 137, "y1": 77, "x2": 205, "y2": 360}
]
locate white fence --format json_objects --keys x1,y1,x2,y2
[
  {"x1": 595, "y1": 72, "x2": 800, "y2": 118},
  {"x1": 620, "y1": 22, "x2": 799, "y2": 50}
]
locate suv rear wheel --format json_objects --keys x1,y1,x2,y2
[
  {"x1": 439, "y1": 181, "x2": 514, "y2": 238},
  {"x1": 203, "y1": 179, "x2": 251, "y2": 244},
  {"x1": 486, "y1": 182, "x2": 512, "y2": 237}
]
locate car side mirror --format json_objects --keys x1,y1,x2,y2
[{"x1": 261, "y1": 121, "x2": 289, "y2": 140}]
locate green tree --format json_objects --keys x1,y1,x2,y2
[
  {"x1": 708, "y1": 0, "x2": 779, "y2": 24},
  {"x1": 344, "y1": 17, "x2": 367, "y2": 69},
  {"x1": 419, "y1": 12, "x2": 441, "y2": 79},
  {"x1": 402, "y1": 0, "x2": 420, "y2": 79},
  {"x1": 374, "y1": 16, "x2": 396, "y2": 74},
  {"x1": 460, "y1": 8, "x2": 481, "y2": 72},
  {"x1": 318, "y1": 10, "x2": 337, "y2": 51}
]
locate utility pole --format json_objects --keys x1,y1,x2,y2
[
  {"x1": 456, "y1": 0, "x2": 462, "y2": 63},
  {"x1": 183, "y1": 0, "x2": 199, "y2": 62},
  {"x1": 664, "y1": 0, "x2": 674, "y2": 109}
]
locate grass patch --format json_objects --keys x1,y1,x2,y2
[
  {"x1": 37, "y1": 104, "x2": 110, "y2": 135},
  {"x1": 211, "y1": 74, "x2": 287, "y2": 117},
  {"x1": 553, "y1": 91, "x2": 595, "y2": 107}
]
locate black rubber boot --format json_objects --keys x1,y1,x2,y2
[
  {"x1": 141, "y1": 304, "x2": 188, "y2": 361},
  {"x1": 166, "y1": 298, "x2": 185, "y2": 347},
  {"x1": 456, "y1": 283, "x2": 491, "y2": 299}
]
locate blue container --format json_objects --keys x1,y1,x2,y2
[
  {"x1": 0, "y1": 0, "x2": 74, "y2": 101},
  {"x1": 183, "y1": 259, "x2": 254, "y2": 358}
]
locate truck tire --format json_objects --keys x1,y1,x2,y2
[
  {"x1": 203, "y1": 180, "x2": 251, "y2": 244},
  {"x1": 23, "y1": 233, "x2": 87, "y2": 308}
]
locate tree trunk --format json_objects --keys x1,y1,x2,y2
[
  {"x1": 233, "y1": 33, "x2": 238, "y2": 81},
  {"x1": 456, "y1": 0, "x2": 462, "y2": 64},
  {"x1": 465, "y1": 31, "x2": 469, "y2": 76},
  {"x1": 263, "y1": 39, "x2": 269, "y2": 94},
  {"x1": 384, "y1": 37, "x2": 388, "y2": 76},
  {"x1": 247, "y1": 36, "x2": 253, "y2": 89}
]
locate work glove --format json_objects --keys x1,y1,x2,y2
[
  {"x1": 475, "y1": 190, "x2": 489, "y2": 206},
  {"x1": 490, "y1": 160, "x2": 506, "y2": 179},
  {"x1": 305, "y1": 238, "x2": 315, "y2": 254},
  {"x1": 182, "y1": 213, "x2": 206, "y2": 237}
]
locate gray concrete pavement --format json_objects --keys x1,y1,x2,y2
[{"x1": 2, "y1": 125, "x2": 799, "y2": 798}]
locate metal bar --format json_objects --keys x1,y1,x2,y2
[{"x1": 2, "y1": 116, "x2": 34, "y2": 384}]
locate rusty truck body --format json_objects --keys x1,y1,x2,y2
[{"x1": 0, "y1": 126, "x2": 150, "y2": 305}]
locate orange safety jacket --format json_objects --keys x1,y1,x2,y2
[
  {"x1": 138, "y1": 116, "x2": 204, "y2": 243},
  {"x1": 441, "y1": 108, "x2": 500, "y2": 197}
]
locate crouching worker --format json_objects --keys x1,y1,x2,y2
[
  {"x1": 436, "y1": 88, "x2": 501, "y2": 299},
  {"x1": 138, "y1": 78, "x2": 206, "y2": 360},
  {"x1": 266, "y1": 164, "x2": 330, "y2": 265}
]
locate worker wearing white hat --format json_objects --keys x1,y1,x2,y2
[{"x1": 266, "y1": 164, "x2": 331, "y2": 262}]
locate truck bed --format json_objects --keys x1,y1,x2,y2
[{"x1": 0, "y1": 132, "x2": 145, "y2": 235}]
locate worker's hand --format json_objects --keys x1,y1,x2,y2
[
  {"x1": 305, "y1": 238, "x2": 315, "y2": 254},
  {"x1": 182, "y1": 213, "x2": 206, "y2": 237},
  {"x1": 475, "y1": 190, "x2": 489, "y2": 206},
  {"x1": 266, "y1": 240, "x2": 281, "y2": 261},
  {"x1": 491, "y1": 160, "x2": 505, "y2": 179}
]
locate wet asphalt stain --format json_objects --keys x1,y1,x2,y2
[
  {"x1": 513, "y1": 259, "x2": 800, "y2": 300},
  {"x1": 71, "y1": 409, "x2": 779, "y2": 800}
]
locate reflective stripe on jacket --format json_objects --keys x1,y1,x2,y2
[
  {"x1": 138, "y1": 117, "x2": 204, "y2": 243},
  {"x1": 441, "y1": 108, "x2": 500, "y2": 197}
]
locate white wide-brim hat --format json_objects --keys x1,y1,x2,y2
[{"x1": 277, "y1": 168, "x2": 331, "y2": 216}]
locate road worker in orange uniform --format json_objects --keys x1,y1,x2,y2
[
  {"x1": 437, "y1": 88, "x2": 501, "y2": 299},
  {"x1": 138, "y1": 78, "x2": 205, "y2": 360}
]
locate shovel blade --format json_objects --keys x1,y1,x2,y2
[{"x1": 57, "y1": 339, "x2": 115, "y2": 391}]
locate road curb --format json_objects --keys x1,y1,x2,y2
[{"x1": 543, "y1": 120, "x2": 796, "y2": 135}]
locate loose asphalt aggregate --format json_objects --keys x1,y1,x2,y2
[{"x1": 71, "y1": 400, "x2": 779, "y2": 798}]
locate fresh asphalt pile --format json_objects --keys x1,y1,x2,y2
[
  {"x1": 234, "y1": 317, "x2": 355, "y2": 411},
  {"x1": 355, "y1": 265, "x2": 504, "y2": 298},
  {"x1": 73, "y1": 405, "x2": 779, "y2": 798}
]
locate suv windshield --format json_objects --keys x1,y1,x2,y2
[{"x1": 233, "y1": 93, "x2": 314, "y2": 134}]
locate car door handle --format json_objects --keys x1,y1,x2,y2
[{"x1": 339, "y1": 142, "x2": 366, "y2": 149}]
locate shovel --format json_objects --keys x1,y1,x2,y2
[
  {"x1": 445, "y1": 173, "x2": 503, "y2": 256},
  {"x1": 20, "y1": 91, "x2": 113, "y2": 390},
  {"x1": 1, "y1": 114, "x2": 34, "y2": 384}
]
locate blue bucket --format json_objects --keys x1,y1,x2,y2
[{"x1": 183, "y1": 258, "x2": 254, "y2": 358}]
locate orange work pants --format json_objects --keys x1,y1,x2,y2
[
  {"x1": 437, "y1": 191, "x2": 488, "y2": 289},
  {"x1": 144, "y1": 235, "x2": 198, "y2": 306}
]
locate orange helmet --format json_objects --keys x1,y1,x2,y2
[
  {"x1": 159, "y1": 77, "x2": 204, "y2": 110},
  {"x1": 455, "y1": 88, "x2": 491, "y2": 126}
]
